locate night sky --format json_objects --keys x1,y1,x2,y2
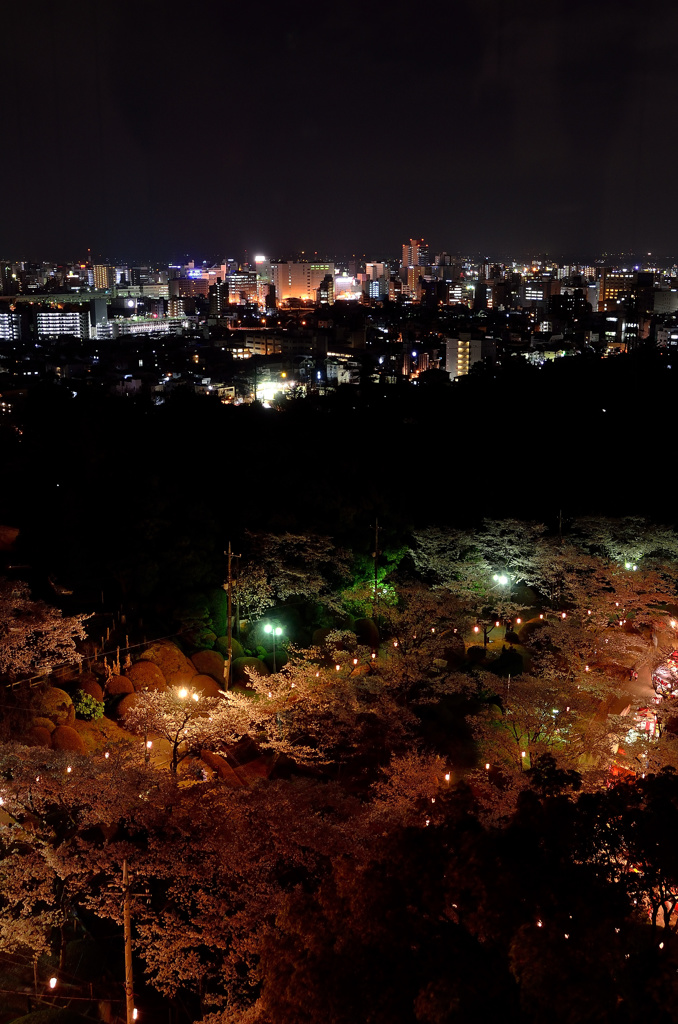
[{"x1": 3, "y1": 0, "x2": 677, "y2": 263}]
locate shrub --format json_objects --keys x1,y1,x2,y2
[
  {"x1": 73, "y1": 689, "x2": 105, "y2": 721},
  {"x1": 215, "y1": 636, "x2": 244, "y2": 659},
  {"x1": 105, "y1": 675, "x2": 134, "y2": 697},
  {"x1": 126, "y1": 660, "x2": 166, "y2": 692},
  {"x1": 38, "y1": 687, "x2": 75, "y2": 727},
  {"x1": 52, "y1": 725, "x2": 86, "y2": 753}
]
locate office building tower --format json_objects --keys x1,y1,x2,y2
[
  {"x1": 317, "y1": 274, "x2": 334, "y2": 304},
  {"x1": 226, "y1": 271, "x2": 258, "y2": 304},
  {"x1": 93, "y1": 264, "x2": 116, "y2": 290},
  {"x1": 209, "y1": 279, "x2": 229, "y2": 316},
  {"x1": 90, "y1": 297, "x2": 109, "y2": 335},
  {"x1": 270, "y1": 262, "x2": 335, "y2": 303},
  {"x1": 1, "y1": 264, "x2": 17, "y2": 295},
  {"x1": 402, "y1": 238, "x2": 429, "y2": 268}
]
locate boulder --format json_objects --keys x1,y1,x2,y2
[
  {"x1": 52, "y1": 725, "x2": 86, "y2": 753},
  {"x1": 38, "y1": 687, "x2": 75, "y2": 727},
  {"x1": 105, "y1": 675, "x2": 134, "y2": 697},
  {"x1": 191, "y1": 674, "x2": 223, "y2": 698},
  {"x1": 191, "y1": 649, "x2": 226, "y2": 683},
  {"x1": 126, "y1": 660, "x2": 167, "y2": 692}
]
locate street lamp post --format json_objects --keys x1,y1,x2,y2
[{"x1": 264, "y1": 623, "x2": 283, "y2": 672}]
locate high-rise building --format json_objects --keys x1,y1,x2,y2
[
  {"x1": 401, "y1": 238, "x2": 429, "y2": 268},
  {"x1": 226, "y1": 271, "x2": 258, "y2": 304},
  {"x1": 270, "y1": 262, "x2": 335, "y2": 303},
  {"x1": 90, "y1": 297, "x2": 109, "y2": 335},
  {"x1": 318, "y1": 275, "x2": 334, "y2": 304},
  {"x1": 209, "y1": 279, "x2": 229, "y2": 316},
  {"x1": 93, "y1": 264, "x2": 116, "y2": 290},
  {"x1": 1, "y1": 264, "x2": 17, "y2": 295},
  {"x1": 169, "y1": 278, "x2": 210, "y2": 298},
  {"x1": 598, "y1": 269, "x2": 635, "y2": 311},
  {"x1": 445, "y1": 336, "x2": 496, "y2": 378}
]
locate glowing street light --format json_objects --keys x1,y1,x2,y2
[
  {"x1": 49, "y1": 977, "x2": 57, "y2": 989},
  {"x1": 264, "y1": 622, "x2": 284, "y2": 671}
]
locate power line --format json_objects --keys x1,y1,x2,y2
[{"x1": 6, "y1": 626, "x2": 195, "y2": 690}]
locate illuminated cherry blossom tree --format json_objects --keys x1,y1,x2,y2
[
  {"x1": 122, "y1": 686, "x2": 252, "y2": 773},
  {"x1": 0, "y1": 578, "x2": 89, "y2": 682}
]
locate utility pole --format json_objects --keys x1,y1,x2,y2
[
  {"x1": 224, "y1": 544, "x2": 240, "y2": 688},
  {"x1": 558, "y1": 508, "x2": 563, "y2": 546},
  {"x1": 373, "y1": 518, "x2": 380, "y2": 619},
  {"x1": 122, "y1": 859, "x2": 134, "y2": 1024}
]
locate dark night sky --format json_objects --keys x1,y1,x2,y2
[{"x1": 3, "y1": 0, "x2": 677, "y2": 263}]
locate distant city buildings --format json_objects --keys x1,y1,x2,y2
[{"x1": 2, "y1": 244, "x2": 678, "y2": 402}]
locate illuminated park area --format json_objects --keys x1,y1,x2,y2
[{"x1": 3, "y1": 518, "x2": 678, "y2": 1023}]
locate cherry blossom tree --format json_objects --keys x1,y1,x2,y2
[
  {"x1": 0, "y1": 743, "x2": 169, "y2": 965},
  {"x1": 242, "y1": 531, "x2": 352, "y2": 609},
  {"x1": 242, "y1": 634, "x2": 417, "y2": 774},
  {"x1": 122, "y1": 687, "x2": 253, "y2": 773},
  {"x1": 0, "y1": 578, "x2": 89, "y2": 682}
]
